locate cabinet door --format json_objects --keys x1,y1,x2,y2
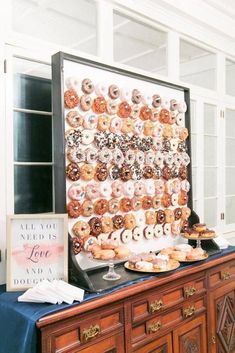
[
  {"x1": 173, "y1": 315, "x2": 207, "y2": 353},
  {"x1": 208, "y1": 281, "x2": 235, "y2": 353},
  {"x1": 134, "y1": 333, "x2": 172, "y2": 353},
  {"x1": 78, "y1": 333, "x2": 124, "y2": 353}
]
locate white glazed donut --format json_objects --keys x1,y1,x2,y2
[
  {"x1": 174, "y1": 153, "x2": 183, "y2": 167},
  {"x1": 163, "y1": 223, "x2": 171, "y2": 236},
  {"x1": 81, "y1": 129, "x2": 95, "y2": 145},
  {"x1": 134, "y1": 181, "x2": 146, "y2": 196},
  {"x1": 155, "y1": 152, "x2": 164, "y2": 167},
  {"x1": 120, "y1": 229, "x2": 132, "y2": 244},
  {"x1": 85, "y1": 148, "x2": 97, "y2": 164},
  {"x1": 66, "y1": 76, "x2": 81, "y2": 91},
  {"x1": 178, "y1": 101, "x2": 187, "y2": 113},
  {"x1": 125, "y1": 150, "x2": 136, "y2": 165},
  {"x1": 108, "y1": 231, "x2": 120, "y2": 242},
  {"x1": 68, "y1": 182, "x2": 85, "y2": 201},
  {"x1": 170, "y1": 139, "x2": 178, "y2": 152},
  {"x1": 154, "y1": 224, "x2": 163, "y2": 238},
  {"x1": 161, "y1": 97, "x2": 170, "y2": 110},
  {"x1": 97, "y1": 233, "x2": 109, "y2": 244},
  {"x1": 145, "y1": 180, "x2": 155, "y2": 196},
  {"x1": 136, "y1": 151, "x2": 145, "y2": 165},
  {"x1": 120, "y1": 87, "x2": 131, "y2": 101},
  {"x1": 176, "y1": 113, "x2": 184, "y2": 126},
  {"x1": 145, "y1": 151, "x2": 155, "y2": 165},
  {"x1": 181, "y1": 180, "x2": 190, "y2": 192},
  {"x1": 124, "y1": 181, "x2": 135, "y2": 197},
  {"x1": 100, "y1": 182, "x2": 112, "y2": 198},
  {"x1": 144, "y1": 225, "x2": 154, "y2": 239},
  {"x1": 164, "y1": 152, "x2": 174, "y2": 166},
  {"x1": 95, "y1": 83, "x2": 107, "y2": 96},
  {"x1": 171, "y1": 193, "x2": 178, "y2": 206},
  {"x1": 181, "y1": 152, "x2": 190, "y2": 166},
  {"x1": 98, "y1": 148, "x2": 112, "y2": 164},
  {"x1": 132, "y1": 226, "x2": 143, "y2": 241}
]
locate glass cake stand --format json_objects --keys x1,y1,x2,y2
[{"x1": 102, "y1": 258, "x2": 121, "y2": 281}]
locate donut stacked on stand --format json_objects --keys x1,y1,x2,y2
[
  {"x1": 63, "y1": 77, "x2": 191, "y2": 256},
  {"x1": 184, "y1": 223, "x2": 216, "y2": 239}
]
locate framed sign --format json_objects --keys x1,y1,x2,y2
[{"x1": 6, "y1": 214, "x2": 68, "y2": 291}]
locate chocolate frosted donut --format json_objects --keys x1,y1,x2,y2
[
  {"x1": 80, "y1": 95, "x2": 92, "y2": 111},
  {"x1": 92, "y1": 96, "x2": 107, "y2": 114},
  {"x1": 82, "y1": 78, "x2": 94, "y2": 94},
  {"x1": 119, "y1": 197, "x2": 132, "y2": 212},
  {"x1": 67, "y1": 200, "x2": 82, "y2": 218},
  {"x1": 156, "y1": 209, "x2": 165, "y2": 224},
  {"x1": 132, "y1": 89, "x2": 142, "y2": 104},
  {"x1": 120, "y1": 165, "x2": 133, "y2": 182},
  {"x1": 158, "y1": 109, "x2": 171, "y2": 124},
  {"x1": 143, "y1": 166, "x2": 154, "y2": 179},
  {"x1": 95, "y1": 163, "x2": 108, "y2": 182},
  {"x1": 64, "y1": 89, "x2": 79, "y2": 109},
  {"x1": 118, "y1": 101, "x2": 131, "y2": 119},
  {"x1": 66, "y1": 162, "x2": 80, "y2": 181},
  {"x1": 109, "y1": 165, "x2": 120, "y2": 180},
  {"x1": 139, "y1": 106, "x2": 153, "y2": 121},
  {"x1": 174, "y1": 207, "x2": 182, "y2": 220},
  {"x1": 112, "y1": 215, "x2": 125, "y2": 230},
  {"x1": 181, "y1": 220, "x2": 189, "y2": 233},
  {"x1": 108, "y1": 198, "x2": 119, "y2": 214},
  {"x1": 94, "y1": 199, "x2": 109, "y2": 215},
  {"x1": 89, "y1": 217, "x2": 102, "y2": 236},
  {"x1": 72, "y1": 236, "x2": 84, "y2": 255},
  {"x1": 108, "y1": 84, "x2": 120, "y2": 99},
  {"x1": 179, "y1": 166, "x2": 188, "y2": 180},
  {"x1": 152, "y1": 94, "x2": 161, "y2": 108},
  {"x1": 162, "y1": 166, "x2": 172, "y2": 180},
  {"x1": 142, "y1": 196, "x2": 153, "y2": 210},
  {"x1": 66, "y1": 111, "x2": 83, "y2": 128}
]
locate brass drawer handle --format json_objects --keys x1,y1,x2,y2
[
  {"x1": 82, "y1": 324, "x2": 101, "y2": 341},
  {"x1": 148, "y1": 321, "x2": 162, "y2": 333},
  {"x1": 183, "y1": 306, "x2": 195, "y2": 318},
  {"x1": 222, "y1": 272, "x2": 230, "y2": 281},
  {"x1": 149, "y1": 299, "x2": 163, "y2": 313},
  {"x1": 184, "y1": 287, "x2": 196, "y2": 298}
]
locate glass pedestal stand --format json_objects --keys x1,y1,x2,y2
[{"x1": 103, "y1": 260, "x2": 121, "y2": 281}]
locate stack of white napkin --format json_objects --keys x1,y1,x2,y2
[{"x1": 18, "y1": 280, "x2": 84, "y2": 304}]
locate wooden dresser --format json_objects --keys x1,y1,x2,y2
[{"x1": 37, "y1": 252, "x2": 235, "y2": 353}]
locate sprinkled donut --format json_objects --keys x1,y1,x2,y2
[
  {"x1": 119, "y1": 197, "x2": 132, "y2": 212},
  {"x1": 89, "y1": 217, "x2": 102, "y2": 236},
  {"x1": 95, "y1": 163, "x2": 108, "y2": 182},
  {"x1": 125, "y1": 150, "x2": 135, "y2": 165},
  {"x1": 92, "y1": 96, "x2": 107, "y2": 114},
  {"x1": 139, "y1": 105, "x2": 153, "y2": 121},
  {"x1": 94, "y1": 199, "x2": 109, "y2": 215},
  {"x1": 66, "y1": 111, "x2": 83, "y2": 128},
  {"x1": 145, "y1": 151, "x2": 155, "y2": 165},
  {"x1": 120, "y1": 165, "x2": 133, "y2": 182},
  {"x1": 109, "y1": 165, "x2": 120, "y2": 180},
  {"x1": 113, "y1": 149, "x2": 124, "y2": 165},
  {"x1": 108, "y1": 198, "x2": 119, "y2": 214},
  {"x1": 158, "y1": 109, "x2": 171, "y2": 124},
  {"x1": 97, "y1": 115, "x2": 111, "y2": 131},
  {"x1": 72, "y1": 236, "x2": 83, "y2": 255},
  {"x1": 142, "y1": 196, "x2": 153, "y2": 210},
  {"x1": 154, "y1": 152, "x2": 164, "y2": 167},
  {"x1": 66, "y1": 162, "x2": 80, "y2": 181},
  {"x1": 131, "y1": 196, "x2": 142, "y2": 211},
  {"x1": 72, "y1": 221, "x2": 90, "y2": 238},
  {"x1": 85, "y1": 148, "x2": 97, "y2": 164},
  {"x1": 98, "y1": 148, "x2": 112, "y2": 164},
  {"x1": 118, "y1": 101, "x2": 132, "y2": 119},
  {"x1": 64, "y1": 89, "x2": 79, "y2": 109},
  {"x1": 133, "y1": 120, "x2": 144, "y2": 135},
  {"x1": 112, "y1": 215, "x2": 125, "y2": 230},
  {"x1": 110, "y1": 117, "x2": 122, "y2": 133},
  {"x1": 83, "y1": 113, "x2": 97, "y2": 130},
  {"x1": 81, "y1": 129, "x2": 95, "y2": 145},
  {"x1": 65, "y1": 129, "x2": 81, "y2": 148},
  {"x1": 136, "y1": 151, "x2": 145, "y2": 165}
]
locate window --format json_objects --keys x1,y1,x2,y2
[
  {"x1": 180, "y1": 40, "x2": 216, "y2": 90},
  {"x1": 226, "y1": 59, "x2": 235, "y2": 96},
  {"x1": 13, "y1": 57, "x2": 53, "y2": 213},
  {"x1": 113, "y1": 12, "x2": 167, "y2": 75}
]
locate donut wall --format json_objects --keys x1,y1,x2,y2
[{"x1": 52, "y1": 53, "x2": 192, "y2": 270}]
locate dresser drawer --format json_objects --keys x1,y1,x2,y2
[
  {"x1": 131, "y1": 275, "x2": 206, "y2": 323},
  {"x1": 131, "y1": 295, "x2": 206, "y2": 348},
  {"x1": 208, "y1": 259, "x2": 235, "y2": 289}
]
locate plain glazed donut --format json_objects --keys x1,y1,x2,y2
[
  {"x1": 124, "y1": 213, "x2": 136, "y2": 230},
  {"x1": 80, "y1": 95, "x2": 92, "y2": 111},
  {"x1": 131, "y1": 196, "x2": 142, "y2": 211},
  {"x1": 101, "y1": 216, "x2": 113, "y2": 233},
  {"x1": 145, "y1": 210, "x2": 156, "y2": 225},
  {"x1": 80, "y1": 164, "x2": 95, "y2": 181}
]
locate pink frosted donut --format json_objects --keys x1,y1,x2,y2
[
  {"x1": 85, "y1": 183, "x2": 100, "y2": 200},
  {"x1": 124, "y1": 180, "x2": 135, "y2": 197},
  {"x1": 110, "y1": 117, "x2": 122, "y2": 133},
  {"x1": 145, "y1": 180, "x2": 155, "y2": 195},
  {"x1": 83, "y1": 113, "x2": 97, "y2": 130},
  {"x1": 134, "y1": 182, "x2": 146, "y2": 196},
  {"x1": 155, "y1": 180, "x2": 165, "y2": 195},
  {"x1": 100, "y1": 182, "x2": 112, "y2": 198},
  {"x1": 172, "y1": 179, "x2": 181, "y2": 193},
  {"x1": 181, "y1": 180, "x2": 190, "y2": 192},
  {"x1": 111, "y1": 180, "x2": 123, "y2": 198},
  {"x1": 68, "y1": 182, "x2": 85, "y2": 201}
]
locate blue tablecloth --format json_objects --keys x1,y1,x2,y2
[{"x1": 0, "y1": 246, "x2": 234, "y2": 353}]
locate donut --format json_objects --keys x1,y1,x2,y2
[
  {"x1": 154, "y1": 224, "x2": 163, "y2": 238},
  {"x1": 132, "y1": 165, "x2": 143, "y2": 181},
  {"x1": 152, "y1": 196, "x2": 161, "y2": 209},
  {"x1": 81, "y1": 200, "x2": 94, "y2": 217},
  {"x1": 110, "y1": 117, "x2": 122, "y2": 133},
  {"x1": 96, "y1": 115, "x2": 110, "y2": 132},
  {"x1": 139, "y1": 105, "x2": 153, "y2": 121},
  {"x1": 144, "y1": 121, "x2": 154, "y2": 136},
  {"x1": 176, "y1": 113, "x2": 184, "y2": 126},
  {"x1": 172, "y1": 179, "x2": 181, "y2": 193},
  {"x1": 178, "y1": 141, "x2": 187, "y2": 153},
  {"x1": 164, "y1": 180, "x2": 173, "y2": 194},
  {"x1": 158, "y1": 109, "x2": 171, "y2": 124},
  {"x1": 171, "y1": 221, "x2": 181, "y2": 235},
  {"x1": 120, "y1": 165, "x2": 133, "y2": 182},
  {"x1": 153, "y1": 138, "x2": 162, "y2": 151},
  {"x1": 156, "y1": 209, "x2": 166, "y2": 224},
  {"x1": 178, "y1": 101, "x2": 187, "y2": 113},
  {"x1": 161, "y1": 193, "x2": 171, "y2": 208},
  {"x1": 66, "y1": 111, "x2": 83, "y2": 128},
  {"x1": 133, "y1": 181, "x2": 145, "y2": 197},
  {"x1": 106, "y1": 100, "x2": 118, "y2": 115},
  {"x1": 68, "y1": 182, "x2": 85, "y2": 201},
  {"x1": 123, "y1": 180, "x2": 134, "y2": 197},
  {"x1": 119, "y1": 197, "x2": 132, "y2": 212},
  {"x1": 145, "y1": 210, "x2": 156, "y2": 225},
  {"x1": 94, "y1": 199, "x2": 109, "y2": 215},
  {"x1": 94, "y1": 249, "x2": 116, "y2": 260},
  {"x1": 181, "y1": 152, "x2": 190, "y2": 166},
  {"x1": 184, "y1": 228, "x2": 199, "y2": 238},
  {"x1": 111, "y1": 180, "x2": 123, "y2": 198},
  {"x1": 66, "y1": 163, "x2": 80, "y2": 181},
  {"x1": 67, "y1": 200, "x2": 82, "y2": 218},
  {"x1": 64, "y1": 89, "x2": 79, "y2": 109},
  {"x1": 80, "y1": 164, "x2": 95, "y2": 181},
  {"x1": 155, "y1": 180, "x2": 165, "y2": 195},
  {"x1": 170, "y1": 99, "x2": 178, "y2": 111},
  {"x1": 115, "y1": 245, "x2": 130, "y2": 258},
  {"x1": 96, "y1": 233, "x2": 109, "y2": 244},
  {"x1": 98, "y1": 148, "x2": 112, "y2": 164},
  {"x1": 162, "y1": 125, "x2": 173, "y2": 138},
  {"x1": 170, "y1": 139, "x2": 178, "y2": 152},
  {"x1": 134, "y1": 120, "x2": 144, "y2": 135},
  {"x1": 131, "y1": 89, "x2": 142, "y2": 104},
  {"x1": 89, "y1": 217, "x2": 103, "y2": 236},
  {"x1": 124, "y1": 214, "x2": 136, "y2": 230},
  {"x1": 192, "y1": 223, "x2": 207, "y2": 232},
  {"x1": 121, "y1": 118, "x2": 134, "y2": 133},
  {"x1": 155, "y1": 152, "x2": 164, "y2": 167},
  {"x1": 145, "y1": 180, "x2": 155, "y2": 196},
  {"x1": 72, "y1": 236, "x2": 84, "y2": 255},
  {"x1": 92, "y1": 96, "x2": 107, "y2": 114},
  {"x1": 181, "y1": 219, "x2": 189, "y2": 233},
  {"x1": 142, "y1": 196, "x2": 153, "y2": 210},
  {"x1": 130, "y1": 105, "x2": 140, "y2": 120},
  {"x1": 109, "y1": 165, "x2": 120, "y2": 180},
  {"x1": 145, "y1": 151, "x2": 155, "y2": 165},
  {"x1": 81, "y1": 129, "x2": 95, "y2": 145},
  {"x1": 112, "y1": 215, "x2": 125, "y2": 230},
  {"x1": 174, "y1": 207, "x2": 182, "y2": 221},
  {"x1": 163, "y1": 223, "x2": 171, "y2": 236},
  {"x1": 81, "y1": 78, "x2": 94, "y2": 94},
  {"x1": 66, "y1": 76, "x2": 80, "y2": 91},
  {"x1": 101, "y1": 216, "x2": 113, "y2": 233},
  {"x1": 120, "y1": 87, "x2": 131, "y2": 101},
  {"x1": 99, "y1": 182, "x2": 112, "y2": 198},
  {"x1": 85, "y1": 182, "x2": 100, "y2": 200},
  {"x1": 108, "y1": 198, "x2": 119, "y2": 214},
  {"x1": 136, "y1": 151, "x2": 145, "y2": 165},
  {"x1": 108, "y1": 231, "x2": 120, "y2": 243},
  {"x1": 200, "y1": 229, "x2": 215, "y2": 238},
  {"x1": 72, "y1": 221, "x2": 90, "y2": 238},
  {"x1": 178, "y1": 191, "x2": 188, "y2": 206},
  {"x1": 65, "y1": 129, "x2": 81, "y2": 148},
  {"x1": 95, "y1": 83, "x2": 107, "y2": 96},
  {"x1": 131, "y1": 196, "x2": 142, "y2": 211},
  {"x1": 144, "y1": 226, "x2": 154, "y2": 239},
  {"x1": 80, "y1": 95, "x2": 92, "y2": 111},
  {"x1": 181, "y1": 180, "x2": 190, "y2": 193},
  {"x1": 179, "y1": 127, "x2": 189, "y2": 141},
  {"x1": 162, "y1": 166, "x2": 172, "y2": 180},
  {"x1": 171, "y1": 193, "x2": 178, "y2": 206},
  {"x1": 118, "y1": 101, "x2": 131, "y2": 119},
  {"x1": 95, "y1": 163, "x2": 108, "y2": 182},
  {"x1": 152, "y1": 95, "x2": 162, "y2": 108},
  {"x1": 181, "y1": 207, "x2": 191, "y2": 220},
  {"x1": 143, "y1": 166, "x2": 154, "y2": 179},
  {"x1": 85, "y1": 148, "x2": 97, "y2": 164},
  {"x1": 67, "y1": 147, "x2": 85, "y2": 164},
  {"x1": 108, "y1": 84, "x2": 120, "y2": 99},
  {"x1": 132, "y1": 226, "x2": 143, "y2": 241}
]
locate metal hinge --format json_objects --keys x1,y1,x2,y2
[
  {"x1": 220, "y1": 212, "x2": 225, "y2": 220},
  {"x1": 4, "y1": 59, "x2": 7, "y2": 73}
]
